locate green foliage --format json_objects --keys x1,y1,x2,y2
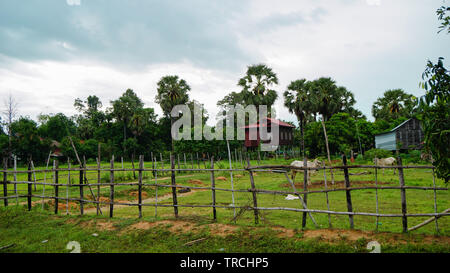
[
  {"x1": 372, "y1": 89, "x2": 417, "y2": 121},
  {"x1": 10, "y1": 117, "x2": 50, "y2": 163},
  {"x1": 364, "y1": 148, "x2": 393, "y2": 160},
  {"x1": 417, "y1": 7, "x2": 450, "y2": 183},
  {"x1": 38, "y1": 113, "x2": 76, "y2": 142},
  {"x1": 218, "y1": 64, "x2": 278, "y2": 115},
  {"x1": 437, "y1": 6, "x2": 450, "y2": 34}
]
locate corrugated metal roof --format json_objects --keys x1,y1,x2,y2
[{"x1": 374, "y1": 118, "x2": 412, "y2": 136}]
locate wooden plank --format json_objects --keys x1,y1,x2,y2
[{"x1": 343, "y1": 155, "x2": 354, "y2": 229}]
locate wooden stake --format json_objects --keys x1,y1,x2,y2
[
  {"x1": 374, "y1": 160, "x2": 380, "y2": 231},
  {"x1": 27, "y1": 160, "x2": 32, "y2": 211},
  {"x1": 302, "y1": 157, "x2": 308, "y2": 229},
  {"x1": 79, "y1": 160, "x2": 84, "y2": 215},
  {"x1": 138, "y1": 155, "x2": 143, "y2": 218},
  {"x1": 154, "y1": 158, "x2": 158, "y2": 218},
  {"x1": 2, "y1": 158, "x2": 7, "y2": 207},
  {"x1": 110, "y1": 156, "x2": 115, "y2": 218},
  {"x1": 54, "y1": 160, "x2": 59, "y2": 215},
  {"x1": 210, "y1": 156, "x2": 217, "y2": 221},
  {"x1": 397, "y1": 157, "x2": 407, "y2": 233},
  {"x1": 170, "y1": 154, "x2": 178, "y2": 218},
  {"x1": 432, "y1": 168, "x2": 439, "y2": 233},
  {"x1": 322, "y1": 163, "x2": 332, "y2": 228},
  {"x1": 246, "y1": 157, "x2": 259, "y2": 225},
  {"x1": 343, "y1": 155, "x2": 354, "y2": 229}
]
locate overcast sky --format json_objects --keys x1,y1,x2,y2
[{"x1": 0, "y1": 0, "x2": 449, "y2": 126}]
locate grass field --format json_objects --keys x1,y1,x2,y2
[{"x1": 0, "y1": 157, "x2": 449, "y2": 253}]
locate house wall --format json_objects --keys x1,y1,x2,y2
[
  {"x1": 375, "y1": 132, "x2": 397, "y2": 151},
  {"x1": 396, "y1": 119, "x2": 424, "y2": 149}
]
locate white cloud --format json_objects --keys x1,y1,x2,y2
[
  {"x1": 366, "y1": 0, "x2": 381, "y2": 6},
  {"x1": 66, "y1": 0, "x2": 81, "y2": 6}
]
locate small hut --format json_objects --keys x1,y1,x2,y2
[{"x1": 375, "y1": 118, "x2": 424, "y2": 151}]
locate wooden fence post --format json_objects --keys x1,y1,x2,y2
[
  {"x1": 96, "y1": 157, "x2": 100, "y2": 216},
  {"x1": 210, "y1": 156, "x2": 217, "y2": 221},
  {"x1": 342, "y1": 155, "x2": 354, "y2": 229},
  {"x1": 160, "y1": 153, "x2": 164, "y2": 176},
  {"x1": 110, "y1": 156, "x2": 115, "y2": 218},
  {"x1": 170, "y1": 154, "x2": 178, "y2": 218},
  {"x1": 79, "y1": 160, "x2": 84, "y2": 215},
  {"x1": 138, "y1": 155, "x2": 143, "y2": 218},
  {"x1": 54, "y1": 160, "x2": 59, "y2": 215},
  {"x1": 246, "y1": 157, "x2": 259, "y2": 225},
  {"x1": 177, "y1": 154, "x2": 181, "y2": 174},
  {"x1": 3, "y1": 158, "x2": 7, "y2": 207},
  {"x1": 302, "y1": 157, "x2": 308, "y2": 229},
  {"x1": 27, "y1": 160, "x2": 32, "y2": 211},
  {"x1": 397, "y1": 157, "x2": 408, "y2": 233}
]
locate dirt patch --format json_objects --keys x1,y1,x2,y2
[
  {"x1": 45, "y1": 200, "x2": 79, "y2": 210},
  {"x1": 281, "y1": 180, "x2": 391, "y2": 189},
  {"x1": 234, "y1": 175, "x2": 244, "y2": 178},
  {"x1": 129, "y1": 191, "x2": 149, "y2": 199},
  {"x1": 126, "y1": 220, "x2": 198, "y2": 234},
  {"x1": 303, "y1": 229, "x2": 372, "y2": 242},
  {"x1": 79, "y1": 220, "x2": 116, "y2": 231},
  {"x1": 207, "y1": 223, "x2": 239, "y2": 237},
  {"x1": 124, "y1": 220, "x2": 238, "y2": 237},
  {"x1": 188, "y1": 179, "x2": 206, "y2": 185},
  {"x1": 216, "y1": 177, "x2": 227, "y2": 181},
  {"x1": 271, "y1": 227, "x2": 296, "y2": 238}
]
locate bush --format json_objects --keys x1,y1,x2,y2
[{"x1": 364, "y1": 148, "x2": 393, "y2": 160}]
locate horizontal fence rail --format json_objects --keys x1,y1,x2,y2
[{"x1": 1, "y1": 154, "x2": 448, "y2": 234}]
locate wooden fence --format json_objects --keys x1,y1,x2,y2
[{"x1": 1, "y1": 155, "x2": 449, "y2": 233}]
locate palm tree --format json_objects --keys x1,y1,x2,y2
[
  {"x1": 155, "y1": 75, "x2": 190, "y2": 152},
  {"x1": 283, "y1": 79, "x2": 313, "y2": 157},
  {"x1": 372, "y1": 89, "x2": 417, "y2": 121},
  {"x1": 218, "y1": 64, "x2": 279, "y2": 118}
]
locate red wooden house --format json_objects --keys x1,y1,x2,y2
[{"x1": 243, "y1": 117, "x2": 295, "y2": 148}]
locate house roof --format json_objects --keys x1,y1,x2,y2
[
  {"x1": 243, "y1": 117, "x2": 295, "y2": 129},
  {"x1": 374, "y1": 118, "x2": 415, "y2": 136}
]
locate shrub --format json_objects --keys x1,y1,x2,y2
[{"x1": 364, "y1": 148, "x2": 393, "y2": 160}]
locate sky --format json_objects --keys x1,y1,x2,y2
[{"x1": 0, "y1": 0, "x2": 449, "y2": 126}]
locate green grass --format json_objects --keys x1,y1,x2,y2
[
  {"x1": 0, "y1": 206, "x2": 449, "y2": 253},
  {"x1": 1, "y1": 157, "x2": 449, "y2": 241}
]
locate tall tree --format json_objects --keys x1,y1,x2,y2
[
  {"x1": 372, "y1": 89, "x2": 417, "y2": 121},
  {"x1": 155, "y1": 75, "x2": 190, "y2": 151},
  {"x1": 111, "y1": 89, "x2": 144, "y2": 155},
  {"x1": 284, "y1": 79, "x2": 313, "y2": 157},
  {"x1": 2, "y1": 95, "x2": 18, "y2": 167},
  {"x1": 218, "y1": 64, "x2": 279, "y2": 117},
  {"x1": 418, "y1": 5, "x2": 450, "y2": 183}
]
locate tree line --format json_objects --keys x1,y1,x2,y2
[{"x1": 0, "y1": 6, "x2": 447, "y2": 183}]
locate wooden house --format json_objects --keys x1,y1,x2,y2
[
  {"x1": 243, "y1": 117, "x2": 295, "y2": 148},
  {"x1": 375, "y1": 118, "x2": 424, "y2": 151}
]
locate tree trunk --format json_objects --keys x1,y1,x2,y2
[
  {"x1": 300, "y1": 117, "x2": 305, "y2": 158},
  {"x1": 321, "y1": 117, "x2": 335, "y2": 184}
]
